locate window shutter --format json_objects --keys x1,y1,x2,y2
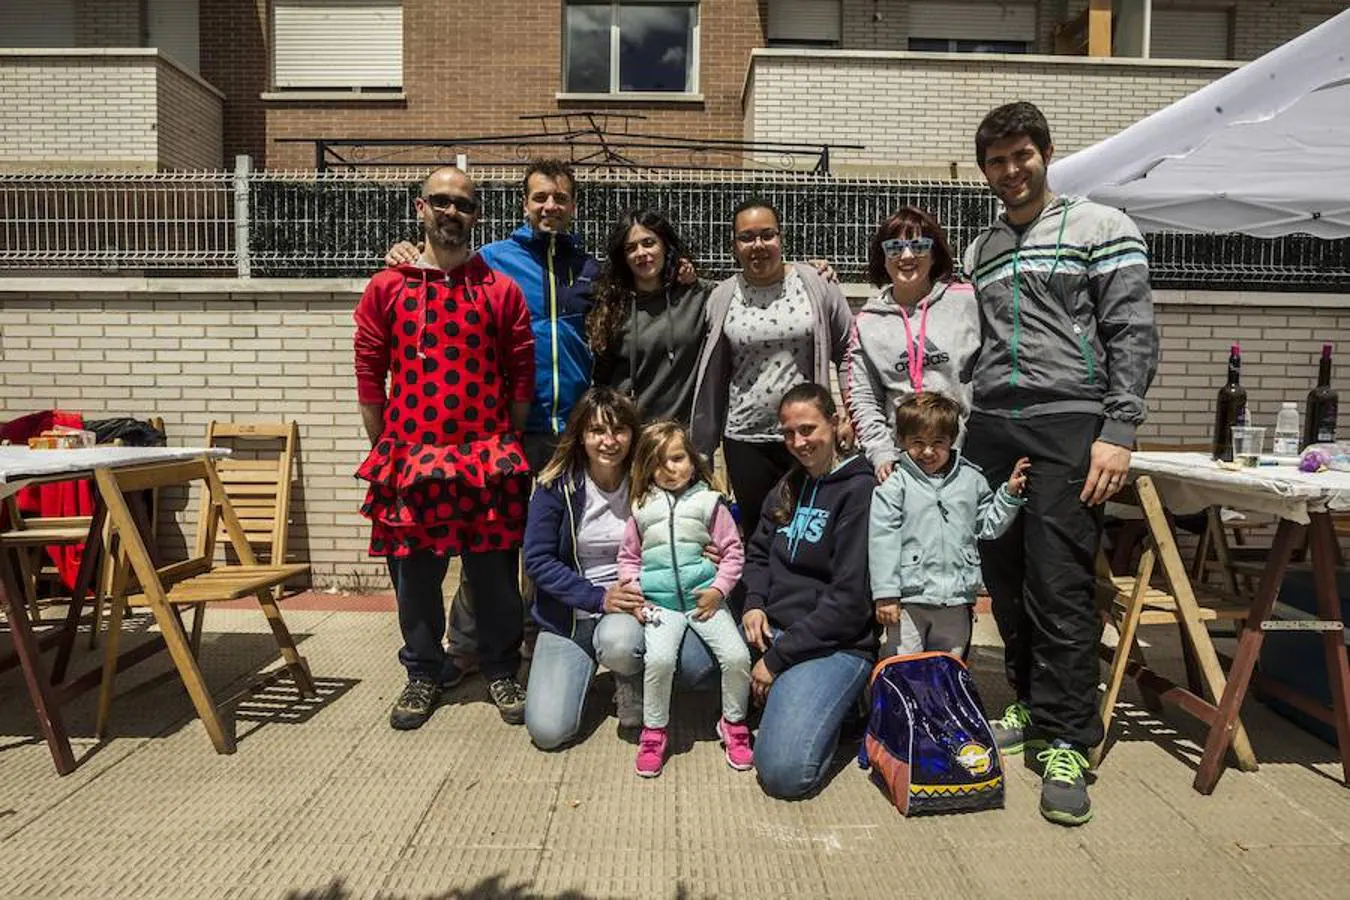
[
  {"x1": 1150, "y1": 8, "x2": 1232, "y2": 60},
  {"x1": 907, "y1": 2, "x2": 1037, "y2": 42},
  {"x1": 273, "y1": 1, "x2": 403, "y2": 89},
  {"x1": 767, "y1": 0, "x2": 842, "y2": 44}
]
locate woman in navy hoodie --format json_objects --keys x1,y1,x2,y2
[
  {"x1": 523, "y1": 386, "x2": 717, "y2": 749},
  {"x1": 742, "y1": 382, "x2": 878, "y2": 799}
]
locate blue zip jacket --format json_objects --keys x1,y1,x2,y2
[
  {"x1": 868, "y1": 451, "x2": 1024, "y2": 607},
  {"x1": 523, "y1": 468, "x2": 607, "y2": 636},
  {"x1": 480, "y1": 224, "x2": 598, "y2": 435}
]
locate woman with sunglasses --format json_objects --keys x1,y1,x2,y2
[
  {"x1": 587, "y1": 209, "x2": 713, "y2": 424},
  {"x1": 843, "y1": 206, "x2": 978, "y2": 482},
  {"x1": 690, "y1": 198, "x2": 853, "y2": 538}
]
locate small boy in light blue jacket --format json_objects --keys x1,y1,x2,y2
[{"x1": 868, "y1": 392, "x2": 1029, "y2": 658}]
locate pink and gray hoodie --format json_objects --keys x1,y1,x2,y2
[{"x1": 843, "y1": 280, "x2": 980, "y2": 470}]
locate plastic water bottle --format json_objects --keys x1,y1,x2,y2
[{"x1": 1273, "y1": 402, "x2": 1301, "y2": 456}]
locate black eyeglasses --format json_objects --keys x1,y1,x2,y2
[
  {"x1": 422, "y1": 193, "x2": 480, "y2": 214},
  {"x1": 734, "y1": 228, "x2": 781, "y2": 245}
]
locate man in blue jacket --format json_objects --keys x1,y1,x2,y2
[{"x1": 480, "y1": 159, "x2": 599, "y2": 465}]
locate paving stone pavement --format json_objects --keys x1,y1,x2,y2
[{"x1": 2, "y1": 604, "x2": 1348, "y2": 899}]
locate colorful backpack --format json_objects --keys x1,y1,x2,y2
[{"x1": 857, "y1": 652, "x2": 1004, "y2": 816}]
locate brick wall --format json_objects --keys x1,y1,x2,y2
[
  {"x1": 744, "y1": 50, "x2": 1232, "y2": 175},
  {"x1": 0, "y1": 52, "x2": 160, "y2": 171},
  {"x1": 0, "y1": 51, "x2": 224, "y2": 172},
  {"x1": 199, "y1": 0, "x2": 764, "y2": 171},
  {"x1": 200, "y1": 0, "x2": 268, "y2": 169},
  {"x1": 74, "y1": 0, "x2": 141, "y2": 48},
  {"x1": 3, "y1": 282, "x2": 1348, "y2": 586},
  {"x1": 157, "y1": 58, "x2": 226, "y2": 171}
]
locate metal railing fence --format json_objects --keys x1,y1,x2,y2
[{"x1": 3, "y1": 166, "x2": 1349, "y2": 289}]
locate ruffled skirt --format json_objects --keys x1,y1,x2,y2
[{"x1": 356, "y1": 434, "x2": 530, "y2": 557}]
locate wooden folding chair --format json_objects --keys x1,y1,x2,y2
[
  {"x1": 93, "y1": 456, "x2": 315, "y2": 754},
  {"x1": 1093, "y1": 475, "x2": 1257, "y2": 771},
  {"x1": 187, "y1": 421, "x2": 301, "y2": 652},
  {"x1": 0, "y1": 496, "x2": 91, "y2": 622}
]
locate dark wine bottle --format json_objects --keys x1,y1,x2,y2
[
  {"x1": 1302, "y1": 343, "x2": 1338, "y2": 448},
  {"x1": 1212, "y1": 343, "x2": 1248, "y2": 461}
]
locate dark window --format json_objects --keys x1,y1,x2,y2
[
  {"x1": 564, "y1": 2, "x2": 698, "y2": 94},
  {"x1": 908, "y1": 37, "x2": 1029, "y2": 54}
]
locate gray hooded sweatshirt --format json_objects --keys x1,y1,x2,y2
[
  {"x1": 962, "y1": 195, "x2": 1159, "y2": 446},
  {"x1": 843, "y1": 280, "x2": 980, "y2": 469}
]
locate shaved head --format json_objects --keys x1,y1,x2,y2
[{"x1": 421, "y1": 166, "x2": 476, "y2": 198}]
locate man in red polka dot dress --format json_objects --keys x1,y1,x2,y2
[{"x1": 354, "y1": 166, "x2": 536, "y2": 730}]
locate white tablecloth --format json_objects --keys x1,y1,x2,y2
[
  {"x1": 1129, "y1": 451, "x2": 1350, "y2": 524},
  {"x1": 0, "y1": 446, "x2": 228, "y2": 499}
]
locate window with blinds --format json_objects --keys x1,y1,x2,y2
[
  {"x1": 766, "y1": 0, "x2": 842, "y2": 46},
  {"x1": 1150, "y1": 7, "x2": 1233, "y2": 60},
  {"x1": 907, "y1": 2, "x2": 1036, "y2": 52},
  {"x1": 272, "y1": 0, "x2": 403, "y2": 90}
]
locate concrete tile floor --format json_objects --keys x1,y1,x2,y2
[{"x1": 2, "y1": 604, "x2": 1348, "y2": 899}]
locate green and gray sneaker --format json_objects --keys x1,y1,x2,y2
[
  {"x1": 389, "y1": 676, "x2": 441, "y2": 730},
  {"x1": 988, "y1": 700, "x2": 1043, "y2": 755},
  {"x1": 1037, "y1": 741, "x2": 1093, "y2": 826}
]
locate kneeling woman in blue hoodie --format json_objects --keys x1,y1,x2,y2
[{"x1": 741, "y1": 382, "x2": 879, "y2": 799}]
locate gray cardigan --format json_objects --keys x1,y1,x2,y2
[{"x1": 690, "y1": 262, "x2": 853, "y2": 458}]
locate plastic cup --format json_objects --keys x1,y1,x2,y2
[{"x1": 1231, "y1": 425, "x2": 1266, "y2": 466}]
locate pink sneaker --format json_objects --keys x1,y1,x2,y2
[
  {"x1": 635, "y1": 727, "x2": 668, "y2": 778},
  {"x1": 718, "y1": 717, "x2": 754, "y2": 771}
]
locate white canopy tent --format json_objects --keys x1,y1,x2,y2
[{"x1": 1049, "y1": 9, "x2": 1350, "y2": 239}]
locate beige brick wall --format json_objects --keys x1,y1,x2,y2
[
  {"x1": 156, "y1": 58, "x2": 225, "y2": 170},
  {"x1": 0, "y1": 52, "x2": 159, "y2": 171},
  {"x1": 0, "y1": 51, "x2": 223, "y2": 172},
  {"x1": 744, "y1": 50, "x2": 1233, "y2": 176},
  {"x1": 4, "y1": 281, "x2": 1350, "y2": 587}
]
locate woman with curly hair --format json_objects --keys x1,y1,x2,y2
[{"x1": 587, "y1": 209, "x2": 714, "y2": 424}]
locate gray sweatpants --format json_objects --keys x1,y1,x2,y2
[{"x1": 880, "y1": 604, "x2": 974, "y2": 660}]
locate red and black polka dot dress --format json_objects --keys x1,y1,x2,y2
[{"x1": 353, "y1": 259, "x2": 536, "y2": 558}]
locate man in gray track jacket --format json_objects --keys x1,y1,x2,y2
[{"x1": 961, "y1": 101, "x2": 1159, "y2": 828}]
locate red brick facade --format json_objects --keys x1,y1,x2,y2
[{"x1": 200, "y1": 1, "x2": 765, "y2": 171}]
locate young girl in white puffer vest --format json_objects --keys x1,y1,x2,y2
[{"x1": 617, "y1": 420, "x2": 753, "y2": 778}]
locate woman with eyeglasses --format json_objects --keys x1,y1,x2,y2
[
  {"x1": 587, "y1": 209, "x2": 713, "y2": 424},
  {"x1": 843, "y1": 206, "x2": 978, "y2": 482},
  {"x1": 689, "y1": 198, "x2": 853, "y2": 537}
]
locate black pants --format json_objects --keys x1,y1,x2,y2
[
  {"x1": 722, "y1": 438, "x2": 796, "y2": 621},
  {"x1": 446, "y1": 432, "x2": 556, "y2": 661},
  {"x1": 390, "y1": 548, "x2": 523, "y2": 682},
  {"x1": 964, "y1": 412, "x2": 1105, "y2": 750},
  {"x1": 722, "y1": 438, "x2": 796, "y2": 534}
]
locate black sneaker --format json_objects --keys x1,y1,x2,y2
[
  {"x1": 390, "y1": 677, "x2": 441, "y2": 731},
  {"x1": 487, "y1": 676, "x2": 527, "y2": 725},
  {"x1": 1037, "y1": 740, "x2": 1093, "y2": 826}
]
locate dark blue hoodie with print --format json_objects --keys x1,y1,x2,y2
[{"x1": 742, "y1": 454, "x2": 878, "y2": 674}]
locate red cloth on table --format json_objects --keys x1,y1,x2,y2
[{"x1": 0, "y1": 410, "x2": 94, "y2": 590}]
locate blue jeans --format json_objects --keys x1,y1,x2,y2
[
  {"x1": 524, "y1": 613, "x2": 719, "y2": 750},
  {"x1": 754, "y1": 651, "x2": 871, "y2": 799}
]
